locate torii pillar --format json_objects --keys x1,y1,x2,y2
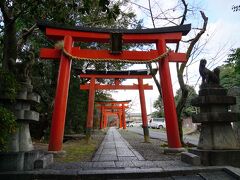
[
  {"x1": 48, "y1": 36, "x2": 72, "y2": 151},
  {"x1": 138, "y1": 78, "x2": 150, "y2": 142},
  {"x1": 158, "y1": 40, "x2": 181, "y2": 148},
  {"x1": 118, "y1": 111, "x2": 123, "y2": 129},
  {"x1": 103, "y1": 112, "x2": 108, "y2": 128},
  {"x1": 122, "y1": 104, "x2": 127, "y2": 129},
  {"x1": 99, "y1": 106, "x2": 104, "y2": 129},
  {"x1": 86, "y1": 77, "x2": 96, "y2": 139}
]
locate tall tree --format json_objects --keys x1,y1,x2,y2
[
  {"x1": 0, "y1": 0, "x2": 140, "y2": 138},
  {"x1": 0, "y1": 0, "x2": 125, "y2": 72},
  {"x1": 130, "y1": 0, "x2": 208, "y2": 144}
]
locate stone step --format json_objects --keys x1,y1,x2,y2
[{"x1": 0, "y1": 166, "x2": 239, "y2": 179}]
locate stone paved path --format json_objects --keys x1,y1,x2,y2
[
  {"x1": 89, "y1": 127, "x2": 191, "y2": 170},
  {"x1": 1, "y1": 127, "x2": 240, "y2": 179},
  {"x1": 48, "y1": 127, "x2": 191, "y2": 170},
  {"x1": 92, "y1": 127, "x2": 144, "y2": 162}
]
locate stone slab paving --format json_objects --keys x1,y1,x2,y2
[
  {"x1": 1, "y1": 127, "x2": 239, "y2": 179},
  {"x1": 45, "y1": 127, "x2": 191, "y2": 171},
  {"x1": 89, "y1": 127, "x2": 195, "y2": 170},
  {"x1": 36, "y1": 128, "x2": 237, "y2": 179},
  {"x1": 92, "y1": 127, "x2": 144, "y2": 162}
]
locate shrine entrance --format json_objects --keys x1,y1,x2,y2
[
  {"x1": 96, "y1": 100, "x2": 130, "y2": 130},
  {"x1": 38, "y1": 20, "x2": 191, "y2": 151},
  {"x1": 78, "y1": 69, "x2": 154, "y2": 142}
]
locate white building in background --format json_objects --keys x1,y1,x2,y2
[
  {"x1": 126, "y1": 113, "x2": 141, "y2": 123},
  {"x1": 126, "y1": 113, "x2": 152, "y2": 123}
]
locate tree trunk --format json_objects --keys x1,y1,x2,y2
[
  {"x1": 3, "y1": 19, "x2": 17, "y2": 72},
  {"x1": 148, "y1": 63, "x2": 162, "y2": 97},
  {"x1": 175, "y1": 10, "x2": 208, "y2": 145},
  {"x1": 176, "y1": 67, "x2": 189, "y2": 144}
]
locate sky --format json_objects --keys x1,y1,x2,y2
[{"x1": 111, "y1": 0, "x2": 240, "y2": 114}]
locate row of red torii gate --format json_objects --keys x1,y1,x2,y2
[
  {"x1": 77, "y1": 68, "x2": 155, "y2": 142},
  {"x1": 95, "y1": 100, "x2": 131, "y2": 130},
  {"x1": 37, "y1": 20, "x2": 191, "y2": 152}
]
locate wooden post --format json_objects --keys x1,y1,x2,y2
[
  {"x1": 118, "y1": 112, "x2": 123, "y2": 128},
  {"x1": 138, "y1": 78, "x2": 150, "y2": 142},
  {"x1": 158, "y1": 40, "x2": 181, "y2": 148},
  {"x1": 86, "y1": 77, "x2": 95, "y2": 139},
  {"x1": 99, "y1": 106, "x2": 104, "y2": 129},
  {"x1": 122, "y1": 104, "x2": 126, "y2": 129},
  {"x1": 48, "y1": 35, "x2": 73, "y2": 151},
  {"x1": 103, "y1": 112, "x2": 107, "y2": 128}
]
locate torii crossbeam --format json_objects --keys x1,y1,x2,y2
[{"x1": 38, "y1": 20, "x2": 191, "y2": 151}]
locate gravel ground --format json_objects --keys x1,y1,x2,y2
[{"x1": 118, "y1": 129, "x2": 181, "y2": 161}]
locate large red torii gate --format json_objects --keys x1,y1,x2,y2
[{"x1": 38, "y1": 21, "x2": 191, "y2": 151}]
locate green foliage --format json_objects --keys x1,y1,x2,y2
[
  {"x1": 29, "y1": 60, "x2": 60, "y2": 139},
  {"x1": 153, "y1": 96, "x2": 164, "y2": 117},
  {"x1": 0, "y1": 106, "x2": 17, "y2": 151},
  {"x1": 66, "y1": 75, "x2": 88, "y2": 134},
  {"x1": 0, "y1": 69, "x2": 19, "y2": 101},
  {"x1": 1, "y1": 0, "x2": 140, "y2": 138},
  {"x1": 175, "y1": 85, "x2": 197, "y2": 117},
  {"x1": 220, "y1": 48, "x2": 240, "y2": 89},
  {"x1": 220, "y1": 64, "x2": 240, "y2": 88},
  {"x1": 153, "y1": 85, "x2": 197, "y2": 118},
  {"x1": 151, "y1": 111, "x2": 163, "y2": 118},
  {"x1": 65, "y1": 73, "x2": 114, "y2": 134},
  {"x1": 226, "y1": 48, "x2": 240, "y2": 73}
]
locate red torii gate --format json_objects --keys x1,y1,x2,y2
[
  {"x1": 97, "y1": 105, "x2": 126, "y2": 129},
  {"x1": 96, "y1": 104, "x2": 124, "y2": 129},
  {"x1": 38, "y1": 21, "x2": 191, "y2": 151},
  {"x1": 102, "y1": 111, "x2": 119, "y2": 128},
  {"x1": 101, "y1": 109, "x2": 122, "y2": 129},
  {"x1": 79, "y1": 70, "x2": 153, "y2": 142},
  {"x1": 96, "y1": 100, "x2": 130, "y2": 129}
]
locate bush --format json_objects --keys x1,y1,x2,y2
[
  {"x1": 0, "y1": 106, "x2": 17, "y2": 151},
  {"x1": 0, "y1": 69, "x2": 20, "y2": 101}
]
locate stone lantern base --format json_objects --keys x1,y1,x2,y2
[
  {"x1": 0, "y1": 82, "x2": 53, "y2": 171},
  {"x1": 0, "y1": 150, "x2": 53, "y2": 171},
  {"x1": 182, "y1": 86, "x2": 240, "y2": 167},
  {"x1": 189, "y1": 148, "x2": 240, "y2": 167}
]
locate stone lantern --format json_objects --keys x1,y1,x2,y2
[
  {"x1": 187, "y1": 59, "x2": 240, "y2": 166},
  {"x1": 0, "y1": 52, "x2": 53, "y2": 171}
]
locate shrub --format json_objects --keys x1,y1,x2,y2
[
  {"x1": 0, "y1": 69, "x2": 20, "y2": 101},
  {"x1": 0, "y1": 106, "x2": 17, "y2": 151}
]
